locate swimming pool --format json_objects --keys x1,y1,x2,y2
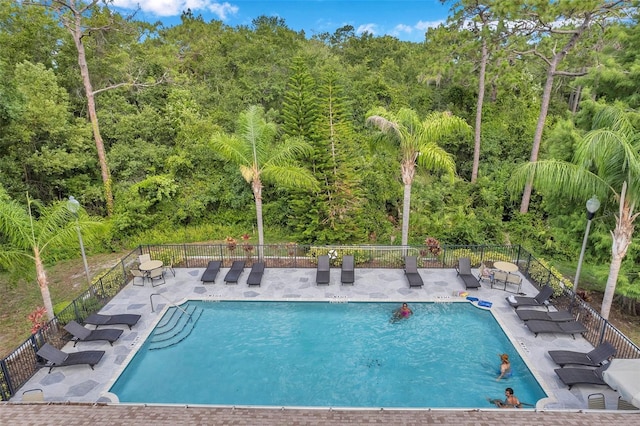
[{"x1": 110, "y1": 301, "x2": 546, "y2": 408}]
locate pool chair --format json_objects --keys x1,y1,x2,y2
[
  {"x1": 147, "y1": 267, "x2": 165, "y2": 287},
  {"x1": 247, "y1": 262, "x2": 265, "y2": 287},
  {"x1": 404, "y1": 256, "x2": 423, "y2": 288},
  {"x1": 201, "y1": 260, "x2": 222, "y2": 284},
  {"x1": 316, "y1": 255, "x2": 330, "y2": 285},
  {"x1": 525, "y1": 319, "x2": 587, "y2": 339},
  {"x1": 554, "y1": 363, "x2": 610, "y2": 390},
  {"x1": 548, "y1": 342, "x2": 617, "y2": 367},
  {"x1": 506, "y1": 285, "x2": 554, "y2": 309},
  {"x1": 138, "y1": 253, "x2": 151, "y2": 264},
  {"x1": 341, "y1": 255, "x2": 355, "y2": 285},
  {"x1": 224, "y1": 260, "x2": 246, "y2": 284},
  {"x1": 618, "y1": 397, "x2": 639, "y2": 410},
  {"x1": 516, "y1": 309, "x2": 574, "y2": 322},
  {"x1": 36, "y1": 343, "x2": 105, "y2": 373},
  {"x1": 455, "y1": 257, "x2": 481, "y2": 289},
  {"x1": 588, "y1": 393, "x2": 606, "y2": 409},
  {"x1": 64, "y1": 320, "x2": 123, "y2": 347},
  {"x1": 84, "y1": 313, "x2": 141, "y2": 330}
]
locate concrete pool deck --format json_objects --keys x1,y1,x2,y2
[{"x1": 6, "y1": 265, "x2": 639, "y2": 423}]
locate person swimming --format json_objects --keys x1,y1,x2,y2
[
  {"x1": 496, "y1": 353, "x2": 512, "y2": 381},
  {"x1": 489, "y1": 387, "x2": 521, "y2": 408},
  {"x1": 391, "y1": 303, "x2": 413, "y2": 322}
]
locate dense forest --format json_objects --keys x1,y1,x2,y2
[{"x1": 1, "y1": 1, "x2": 640, "y2": 314}]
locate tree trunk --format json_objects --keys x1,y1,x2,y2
[
  {"x1": 471, "y1": 38, "x2": 488, "y2": 184},
  {"x1": 252, "y1": 178, "x2": 264, "y2": 260},
  {"x1": 400, "y1": 157, "x2": 416, "y2": 247},
  {"x1": 34, "y1": 246, "x2": 54, "y2": 321}
]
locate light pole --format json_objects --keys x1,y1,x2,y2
[
  {"x1": 67, "y1": 196, "x2": 91, "y2": 284},
  {"x1": 573, "y1": 196, "x2": 600, "y2": 295}
]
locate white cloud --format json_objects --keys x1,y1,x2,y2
[
  {"x1": 415, "y1": 19, "x2": 445, "y2": 31},
  {"x1": 111, "y1": 0, "x2": 238, "y2": 19},
  {"x1": 356, "y1": 23, "x2": 377, "y2": 36},
  {"x1": 394, "y1": 24, "x2": 413, "y2": 34}
]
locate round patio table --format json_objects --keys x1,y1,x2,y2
[
  {"x1": 139, "y1": 260, "x2": 163, "y2": 272},
  {"x1": 493, "y1": 261, "x2": 518, "y2": 273}
]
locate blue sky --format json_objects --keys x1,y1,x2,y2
[{"x1": 112, "y1": 1, "x2": 451, "y2": 42}]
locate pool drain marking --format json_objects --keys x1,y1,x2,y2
[{"x1": 518, "y1": 340, "x2": 530, "y2": 353}]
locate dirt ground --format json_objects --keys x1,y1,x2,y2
[{"x1": 583, "y1": 290, "x2": 640, "y2": 345}]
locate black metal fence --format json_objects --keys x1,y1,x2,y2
[{"x1": 1, "y1": 243, "x2": 638, "y2": 401}]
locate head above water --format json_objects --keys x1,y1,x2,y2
[
  {"x1": 402, "y1": 303, "x2": 408, "y2": 308},
  {"x1": 500, "y1": 353, "x2": 509, "y2": 363}
]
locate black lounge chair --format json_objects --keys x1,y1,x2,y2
[
  {"x1": 506, "y1": 285, "x2": 554, "y2": 309},
  {"x1": 554, "y1": 363, "x2": 610, "y2": 390},
  {"x1": 64, "y1": 320, "x2": 123, "y2": 347},
  {"x1": 224, "y1": 260, "x2": 245, "y2": 284},
  {"x1": 516, "y1": 309, "x2": 574, "y2": 322},
  {"x1": 247, "y1": 262, "x2": 265, "y2": 287},
  {"x1": 36, "y1": 343, "x2": 105, "y2": 373},
  {"x1": 84, "y1": 313, "x2": 141, "y2": 330},
  {"x1": 201, "y1": 260, "x2": 222, "y2": 284},
  {"x1": 525, "y1": 319, "x2": 587, "y2": 339},
  {"x1": 316, "y1": 255, "x2": 330, "y2": 285},
  {"x1": 341, "y1": 255, "x2": 355, "y2": 285},
  {"x1": 404, "y1": 256, "x2": 423, "y2": 288},
  {"x1": 549, "y1": 342, "x2": 617, "y2": 367},
  {"x1": 455, "y1": 257, "x2": 481, "y2": 289}
]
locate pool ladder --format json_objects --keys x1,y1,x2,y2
[{"x1": 150, "y1": 293, "x2": 192, "y2": 320}]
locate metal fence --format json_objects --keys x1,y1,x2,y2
[{"x1": 1, "y1": 243, "x2": 638, "y2": 401}]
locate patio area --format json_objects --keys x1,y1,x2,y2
[{"x1": 9, "y1": 264, "x2": 639, "y2": 415}]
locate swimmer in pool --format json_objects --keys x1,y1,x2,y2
[
  {"x1": 392, "y1": 303, "x2": 413, "y2": 321},
  {"x1": 490, "y1": 387, "x2": 521, "y2": 408},
  {"x1": 496, "y1": 353, "x2": 512, "y2": 381}
]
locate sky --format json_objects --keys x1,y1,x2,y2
[{"x1": 111, "y1": 0, "x2": 452, "y2": 43}]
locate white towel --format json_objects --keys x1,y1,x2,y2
[{"x1": 508, "y1": 295, "x2": 517, "y2": 304}]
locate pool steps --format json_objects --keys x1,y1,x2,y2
[{"x1": 149, "y1": 304, "x2": 204, "y2": 350}]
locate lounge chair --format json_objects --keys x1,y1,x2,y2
[
  {"x1": 554, "y1": 363, "x2": 609, "y2": 390},
  {"x1": 516, "y1": 309, "x2": 574, "y2": 322},
  {"x1": 224, "y1": 260, "x2": 245, "y2": 284},
  {"x1": 247, "y1": 262, "x2": 265, "y2": 287},
  {"x1": 588, "y1": 393, "x2": 606, "y2": 409},
  {"x1": 36, "y1": 343, "x2": 105, "y2": 373},
  {"x1": 404, "y1": 256, "x2": 423, "y2": 288},
  {"x1": 64, "y1": 320, "x2": 123, "y2": 347},
  {"x1": 455, "y1": 257, "x2": 481, "y2": 289},
  {"x1": 201, "y1": 260, "x2": 222, "y2": 284},
  {"x1": 548, "y1": 342, "x2": 617, "y2": 367},
  {"x1": 21, "y1": 388, "x2": 45, "y2": 402},
  {"x1": 525, "y1": 319, "x2": 587, "y2": 339},
  {"x1": 618, "y1": 397, "x2": 638, "y2": 410},
  {"x1": 316, "y1": 255, "x2": 330, "y2": 285},
  {"x1": 84, "y1": 313, "x2": 141, "y2": 330},
  {"x1": 506, "y1": 285, "x2": 554, "y2": 309},
  {"x1": 341, "y1": 255, "x2": 355, "y2": 285}
]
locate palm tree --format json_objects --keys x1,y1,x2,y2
[
  {"x1": 0, "y1": 193, "x2": 102, "y2": 320},
  {"x1": 210, "y1": 105, "x2": 318, "y2": 257},
  {"x1": 366, "y1": 107, "x2": 470, "y2": 246},
  {"x1": 510, "y1": 105, "x2": 640, "y2": 320}
]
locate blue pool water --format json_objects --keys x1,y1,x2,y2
[{"x1": 110, "y1": 301, "x2": 546, "y2": 408}]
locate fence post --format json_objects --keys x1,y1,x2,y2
[
  {"x1": 0, "y1": 358, "x2": 12, "y2": 399},
  {"x1": 516, "y1": 245, "x2": 522, "y2": 265}
]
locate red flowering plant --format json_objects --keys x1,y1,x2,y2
[
  {"x1": 225, "y1": 236, "x2": 237, "y2": 252},
  {"x1": 424, "y1": 237, "x2": 442, "y2": 257},
  {"x1": 28, "y1": 306, "x2": 48, "y2": 334},
  {"x1": 241, "y1": 233, "x2": 254, "y2": 257}
]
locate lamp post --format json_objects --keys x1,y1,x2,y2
[
  {"x1": 67, "y1": 196, "x2": 91, "y2": 284},
  {"x1": 573, "y1": 196, "x2": 600, "y2": 295}
]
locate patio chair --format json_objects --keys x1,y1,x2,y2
[
  {"x1": 491, "y1": 270, "x2": 508, "y2": 290},
  {"x1": 36, "y1": 343, "x2": 105, "y2": 373},
  {"x1": 588, "y1": 393, "x2": 606, "y2": 409},
  {"x1": 64, "y1": 320, "x2": 123, "y2": 347},
  {"x1": 224, "y1": 260, "x2": 246, "y2": 284},
  {"x1": 316, "y1": 255, "x2": 330, "y2": 285},
  {"x1": 516, "y1": 309, "x2": 574, "y2": 322},
  {"x1": 247, "y1": 262, "x2": 265, "y2": 287},
  {"x1": 477, "y1": 263, "x2": 493, "y2": 283},
  {"x1": 341, "y1": 255, "x2": 355, "y2": 285},
  {"x1": 455, "y1": 257, "x2": 480, "y2": 289},
  {"x1": 147, "y1": 267, "x2": 165, "y2": 287},
  {"x1": 554, "y1": 363, "x2": 609, "y2": 390},
  {"x1": 618, "y1": 397, "x2": 638, "y2": 410},
  {"x1": 84, "y1": 313, "x2": 141, "y2": 330},
  {"x1": 138, "y1": 253, "x2": 151, "y2": 264},
  {"x1": 504, "y1": 273, "x2": 523, "y2": 293},
  {"x1": 163, "y1": 258, "x2": 176, "y2": 277},
  {"x1": 201, "y1": 260, "x2": 222, "y2": 284},
  {"x1": 131, "y1": 268, "x2": 147, "y2": 286},
  {"x1": 506, "y1": 285, "x2": 554, "y2": 309},
  {"x1": 404, "y1": 256, "x2": 423, "y2": 288},
  {"x1": 21, "y1": 388, "x2": 45, "y2": 402},
  {"x1": 548, "y1": 342, "x2": 617, "y2": 367},
  {"x1": 525, "y1": 319, "x2": 587, "y2": 339}
]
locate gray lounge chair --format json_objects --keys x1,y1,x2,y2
[
  {"x1": 549, "y1": 342, "x2": 617, "y2": 367},
  {"x1": 36, "y1": 343, "x2": 104, "y2": 373},
  {"x1": 506, "y1": 285, "x2": 554, "y2": 309},
  {"x1": 516, "y1": 309, "x2": 574, "y2": 322},
  {"x1": 201, "y1": 260, "x2": 222, "y2": 284},
  {"x1": 525, "y1": 319, "x2": 587, "y2": 339},
  {"x1": 455, "y1": 257, "x2": 481, "y2": 289},
  {"x1": 224, "y1": 260, "x2": 245, "y2": 284},
  {"x1": 588, "y1": 393, "x2": 606, "y2": 409},
  {"x1": 84, "y1": 313, "x2": 141, "y2": 330},
  {"x1": 64, "y1": 320, "x2": 123, "y2": 347},
  {"x1": 316, "y1": 255, "x2": 330, "y2": 285},
  {"x1": 404, "y1": 256, "x2": 423, "y2": 288},
  {"x1": 247, "y1": 262, "x2": 265, "y2": 287},
  {"x1": 341, "y1": 255, "x2": 355, "y2": 285},
  {"x1": 554, "y1": 363, "x2": 609, "y2": 390}
]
